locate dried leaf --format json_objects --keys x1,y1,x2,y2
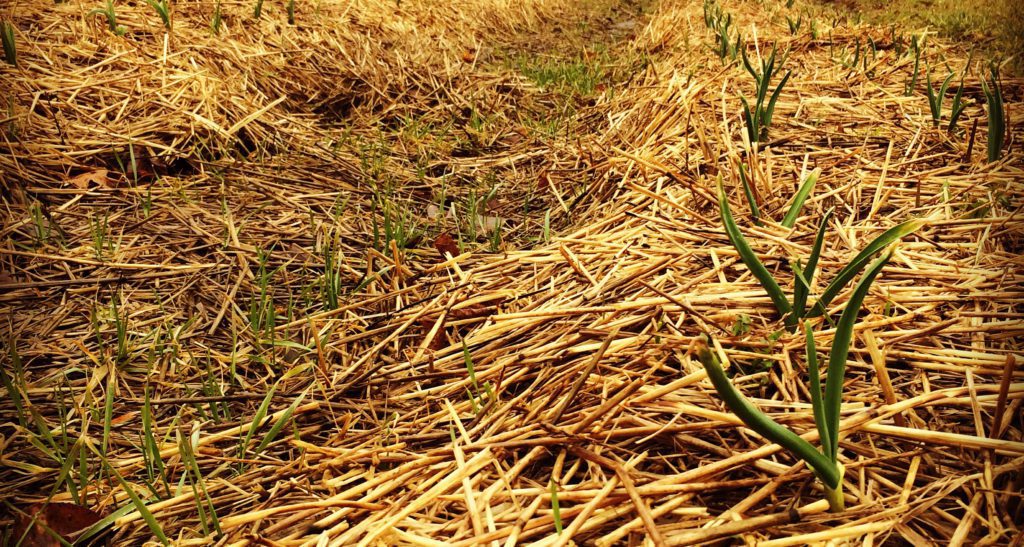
[
  {"x1": 12, "y1": 502, "x2": 104, "y2": 546},
  {"x1": 449, "y1": 304, "x2": 490, "y2": 320},
  {"x1": 537, "y1": 169, "x2": 552, "y2": 190},
  {"x1": 434, "y1": 233, "x2": 459, "y2": 258},
  {"x1": 67, "y1": 169, "x2": 112, "y2": 189},
  {"x1": 109, "y1": 411, "x2": 138, "y2": 426}
]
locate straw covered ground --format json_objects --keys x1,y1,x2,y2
[{"x1": 1, "y1": 0, "x2": 1022, "y2": 543}]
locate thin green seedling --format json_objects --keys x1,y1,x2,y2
[
  {"x1": 101, "y1": 373, "x2": 115, "y2": 485},
  {"x1": 320, "y1": 227, "x2": 344, "y2": 310},
  {"x1": 904, "y1": 34, "x2": 924, "y2": 96},
  {"x1": 791, "y1": 207, "x2": 830, "y2": 324},
  {"x1": 142, "y1": 388, "x2": 170, "y2": 496},
  {"x1": 489, "y1": 217, "x2": 503, "y2": 252},
  {"x1": 786, "y1": 14, "x2": 802, "y2": 35},
  {"x1": 696, "y1": 250, "x2": 892, "y2": 512},
  {"x1": 30, "y1": 202, "x2": 52, "y2": 248},
  {"x1": 0, "y1": 341, "x2": 28, "y2": 429},
  {"x1": 211, "y1": 0, "x2": 222, "y2": 34},
  {"x1": 91, "y1": 443, "x2": 169, "y2": 545},
  {"x1": 703, "y1": 0, "x2": 722, "y2": 29},
  {"x1": 90, "y1": 0, "x2": 126, "y2": 35},
  {"x1": 237, "y1": 364, "x2": 308, "y2": 470},
  {"x1": 74, "y1": 503, "x2": 138, "y2": 546},
  {"x1": 178, "y1": 428, "x2": 222, "y2": 536},
  {"x1": 287, "y1": 0, "x2": 295, "y2": 24},
  {"x1": 740, "y1": 46, "x2": 791, "y2": 142},
  {"x1": 808, "y1": 220, "x2": 922, "y2": 317},
  {"x1": 237, "y1": 382, "x2": 277, "y2": 471},
  {"x1": 462, "y1": 341, "x2": 486, "y2": 414},
  {"x1": 110, "y1": 293, "x2": 129, "y2": 365},
  {"x1": 947, "y1": 71, "x2": 967, "y2": 132},
  {"x1": 718, "y1": 176, "x2": 791, "y2": 324},
  {"x1": 89, "y1": 213, "x2": 111, "y2": 260},
  {"x1": 981, "y1": 63, "x2": 1005, "y2": 163},
  {"x1": 248, "y1": 246, "x2": 279, "y2": 342},
  {"x1": 1, "y1": 20, "x2": 16, "y2": 67},
  {"x1": 711, "y1": 14, "x2": 741, "y2": 61},
  {"x1": 925, "y1": 68, "x2": 955, "y2": 128},
  {"x1": 253, "y1": 388, "x2": 307, "y2": 455},
  {"x1": 253, "y1": 0, "x2": 264, "y2": 18},
  {"x1": 142, "y1": 185, "x2": 154, "y2": 218},
  {"x1": 145, "y1": 0, "x2": 171, "y2": 30},
  {"x1": 550, "y1": 479, "x2": 563, "y2": 534},
  {"x1": 543, "y1": 208, "x2": 551, "y2": 244}
]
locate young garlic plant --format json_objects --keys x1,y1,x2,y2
[
  {"x1": 696, "y1": 249, "x2": 894, "y2": 512},
  {"x1": 925, "y1": 67, "x2": 967, "y2": 130},
  {"x1": 982, "y1": 63, "x2": 1006, "y2": 163},
  {"x1": 740, "y1": 47, "x2": 791, "y2": 143},
  {"x1": 1, "y1": 21, "x2": 15, "y2": 67},
  {"x1": 717, "y1": 175, "x2": 922, "y2": 331}
]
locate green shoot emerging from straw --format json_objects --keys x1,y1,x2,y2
[
  {"x1": 90, "y1": 0, "x2": 126, "y2": 35},
  {"x1": 925, "y1": 68, "x2": 955, "y2": 128},
  {"x1": 1, "y1": 21, "x2": 16, "y2": 67},
  {"x1": 696, "y1": 249, "x2": 893, "y2": 512},
  {"x1": 145, "y1": 0, "x2": 171, "y2": 30},
  {"x1": 717, "y1": 175, "x2": 922, "y2": 330},
  {"x1": 740, "y1": 46, "x2": 791, "y2": 142},
  {"x1": 981, "y1": 63, "x2": 1005, "y2": 163}
]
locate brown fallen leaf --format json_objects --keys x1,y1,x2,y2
[
  {"x1": 537, "y1": 169, "x2": 552, "y2": 190},
  {"x1": 12, "y1": 502, "x2": 105, "y2": 546},
  {"x1": 434, "y1": 233, "x2": 459, "y2": 258},
  {"x1": 109, "y1": 411, "x2": 138, "y2": 426},
  {"x1": 67, "y1": 169, "x2": 112, "y2": 189},
  {"x1": 449, "y1": 304, "x2": 491, "y2": 320}
]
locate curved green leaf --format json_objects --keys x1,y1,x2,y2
[
  {"x1": 823, "y1": 251, "x2": 891, "y2": 460},
  {"x1": 781, "y1": 168, "x2": 819, "y2": 228},
  {"x1": 738, "y1": 164, "x2": 761, "y2": 225},
  {"x1": 793, "y1": 208, "x2": 833, "y2": 319},
  {"x1": 718, "y1": 177, "x2": 792, "y2": 320},
  {"x1": 696, "y1": 336, "x2": 840, "y2": 488},
  {"x1": 808, "y1": 219, "x2": 922, "y2": 317},
  {"x1": 804, "y1": 322, "x2": 831, "y2": 461}
]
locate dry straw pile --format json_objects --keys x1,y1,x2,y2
[{"x1": 1, "y1": 0, "x2": 1022, "y2": 543}]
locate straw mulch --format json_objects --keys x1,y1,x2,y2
[{"x1": 1, "y1": 0, "x2": 1022, "y2": 544}]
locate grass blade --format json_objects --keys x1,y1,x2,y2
[
  {"x1": 718, "y1": 177, "x2": 793, "y2": 321},
  {"x1": 781, "y1": 167, "x2": 820, "y2": 228},
  {"x1": 254, "y1": 388, "x2": 307, "y2": 455},
  {"x1": 695, "y1": 336, "x2": 840, "y2": 488},
  {"x1": 808, "y1": 219, "x2": 922, "y2": 317},
  {"x1": 822, "y1": 251, "x2": 891, "y2": 460},
  {"x1": 239, "y1": 382, "x2": 278, "y2": 462},
  {"x1": 93, "y1": 443, "x2": 169, "y2": 545},
  {"x1": 550, "y1": 479, "x2": 563, "y2": 534}
]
